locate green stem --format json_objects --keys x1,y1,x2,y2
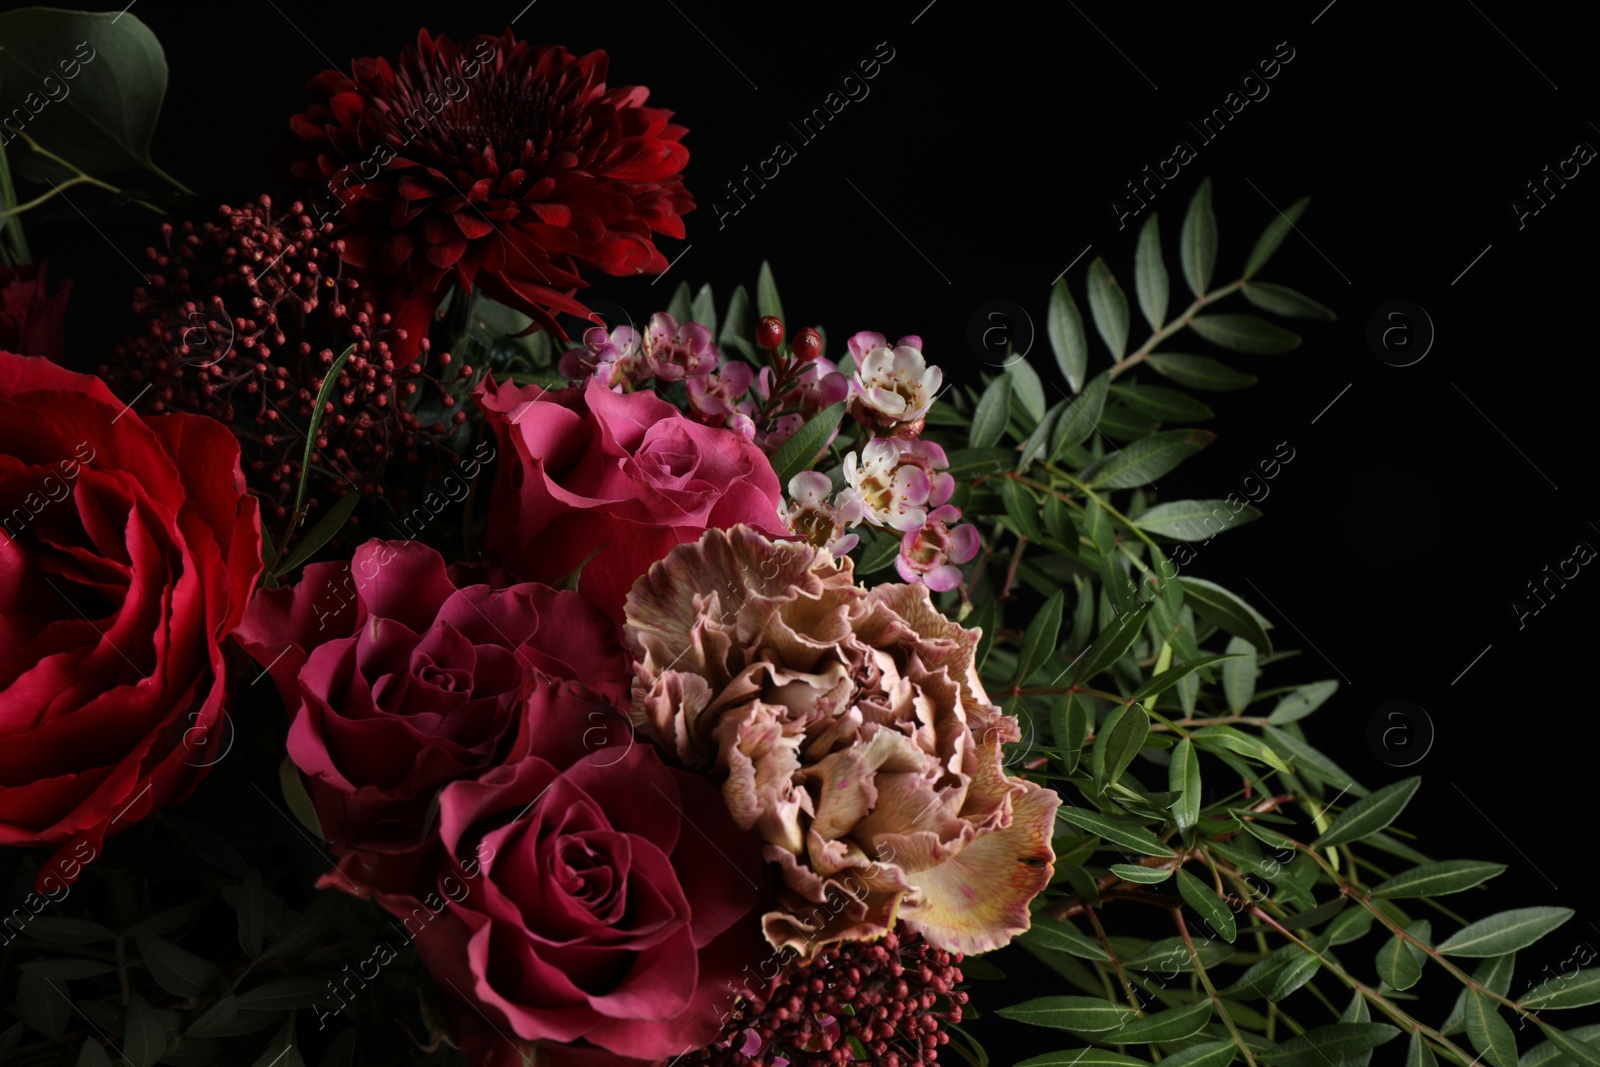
[
  {"x1": 144, "y1": 158, "x2": 195, "y2": 197},
  {"x1": 0, "y1": 136, "x2": 29, "y2": 263},
  {"x1": 1174, "y1": 908, "x2": 1258, "y2": 1067},
  {"x1": 1246, "y1": 905, "x2": 1479, "y2": 1066},
  {"x1": 0, "y1": 173, "x2": 122, "y2": 217},
  {"x1": 1110, "y1": 280, "x2": 1246, "y2": 380}
]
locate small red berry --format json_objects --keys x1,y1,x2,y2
[
  {"x1": 792, "y1": 326, "x2": 823, "y2": 362},
  {"x1": 757, "y1": 315, "x2": 784, "y2": 351}
]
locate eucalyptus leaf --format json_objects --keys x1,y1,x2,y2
[
  {"x1": 1180, "y1": 178, "x2": 1218, "y2": 297},
  {"x1": 1087, "y1": 258, "x2": 1130, "y2": 360},
  {"x1": 1243, "y1": 196, "x2": 1309, "y2": 278},
  {"x1": 1134, "y1": 213, "x2": 1169, "y2": 330},
  {"x1": 1190, "y1": 314, "x2": 1301, "y2": 355},
  {"x1": 1146, "y1": 352, "x2": 1258, "y2": 392},
  {"x1": 1049, "y1": 277, "x2": 1089, "y2": 393}
]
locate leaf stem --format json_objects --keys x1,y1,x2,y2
[
  {"x1": 1110, "y1": 280, "x2": 1245, "y2": 380},
  {"x1": 1173, "y1": 908, "x2": 1258, "y2": 1067}
]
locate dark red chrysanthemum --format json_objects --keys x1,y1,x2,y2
[
  {"x1": 696, "y1": 929, "x2": 966, "y2": 1067},
  {"x1": 101, "y1": 196, "x2": 472, "y2": 522},
  {"x1": 286, "y1": 29, "x2": 694, "y2": 341}
]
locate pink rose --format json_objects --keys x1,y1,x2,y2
[
  {"x1": 371, "y1": 707, "x2": 766, "y2": 1062},
  {"x1": 475, "y1": 375, "x2": 785, "y2": 625},
  {"x1": 233, "y1": 539, "x2": 630, "y2": 862}
]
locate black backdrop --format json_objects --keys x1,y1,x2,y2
[{"x1": 22, "y1": 0, "x2": 1600, "y2": 1062}]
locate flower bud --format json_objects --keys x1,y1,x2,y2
[
  {"x1": 792, "y1": 327, "x2": 823, "y2": 362},
  {"x1": 757, "y1": 315, "x2": 785, "y2": 351}
]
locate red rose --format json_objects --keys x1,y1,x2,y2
[
  {"x1": 371, "y1": 713, "x2": 766, "y2": 1063},
  {"x1": 233, "y1": 539, "x2": 630, "y2": 863},
  {"x1": 0, "y1": 353, "x2": 260, "y2": 858},
  {"x1": 475, "y1": 376, "x2": 786, "y2": 625},
  {"x1": 0, "y1": 264, "x2": 72, "y2": 361}
]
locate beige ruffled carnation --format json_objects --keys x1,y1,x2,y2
[{"x1": 623, "y1": 524, "x2": 1059, "y2": 958}]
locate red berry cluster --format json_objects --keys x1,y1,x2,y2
[
  {"x1": 101, "y1": 196, "x2": 472, "y2": 521},
  {"x1": 697, "y1": 929, "x2": 966, "y2": 1067}
]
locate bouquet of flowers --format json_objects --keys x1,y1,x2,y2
[{"x1": 0, "y1": 10, "x2": 1595, "y2": 1067}]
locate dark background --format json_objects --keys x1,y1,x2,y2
[{"x1": 18, "y1": 0, "x2": 1600, "y2": 1062}]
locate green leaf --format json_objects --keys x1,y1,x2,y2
[
  {"x1": 1180, "y1": 178, "x2": 1218, "y2": 297},
  {"x1": 1313, "y1": 776, "x2": 1421, "y2": 849},
  {"x1": 19, "y1": 959, "x2": 118, "y2": 980},
  {"x1": 946, "y1": 447, "x2": 1015, "y2": 480},
  {"x1": 1056, "y1": 807, "x2": 1172, "y2": 858},
  {"x1": 1109, "y1": 384, "x2": 1214, "y2": 423},
  {"x1": 1404, "y1": 1031, "x2": 1438, "y2": 1067},
  {"x1": 1368, "y1": 860, "x2": 1507, "y2": 900},
  {"x1": 253, "y1": 1018, "x2": 308, "y2": 1067},
  {"x1": 1538, "y1": 1026, "x2": 1600, "y2": 1067},
  {"x1": 854, "y1": 529, "x2": 900, "y2": 575},
  {"x1": 1006, "y1": 359, "x2": 1047, "y2": 421},
  {"x1": 1134, "y1": 499, "x2": 1260, "y2": 542},
  {"x1": 274, "y1": 488, "x2": 360, "y2": 577},
  {"x1": 970, "y1": 375, "x2": 1013, "y2": 448},
  {"x1": 291, "y1": 347, "x2": 356, "y2": 526},
  {"x1": 1191, "y1": 725, "x2": 1292, "y2": 774},
  {"x1": 1268, "y1": 680, "x2": 1339, "y2": 725},
  {"x1": 1118, "y1": 998, "x2": 1212, "y2": 1043},
  {"x1": 770, "y1": 402, "x2": 845, "y2": 486},
  {"x1": 164, "y1": 813, "x2": 249, "y2": 879},
  {"x1": 1190, "y1": 314, "x2": 1301, "y2": 355},
  {"x1": 136, "y1": 931, "x2": 221, "y2": 998},
  {"x1": 1176, "y1": 868, "x2": 1236, "y2": 942},
  {"x1": 1438, "y1": 908, "x2": 1574, "y2": 958},
  {"x1": 123, "y1": 993, "x2": 166, "y2": 1067},
  {"x1": 1523, "y1": 1028, "x2": 1600, "y2": 1067},
  {"x1": 1262, "y1": 1024, "x2": 1399, "y2": 1067},
  {"x1": 995, "y1": 995, "x2": 1133, "y2": 1032},
  {"x1": 1016, "y1": 590, "x2": 1066, "y2": 684},
  {"x1": 1261, "y1": 726, "x2": 1366, "y2": 793},
  {"x1": 1243, "y1": 196, "x2": 1309, "y2": 278},
  {"x1": 23, "y1": 917, "x2": 115, "y2": 945},
  {"x1": 1021, "y1": 917, "x2": 1110, "y2": 962},
  {"x1": 1523, "y1": 968, "x2": 1600, "y2": 1010},
  {"x1": 756, "y1": 260, "x2": 784, "y2": 323},
  {"x1": 691, "y1": 282, "x2": 718, "y2": 336},
  {"x1": 1465, "y1": 991, "x2": 1519, "y2": 1067},
  {"x1": 279, "y1": 757, "x2": 324, "y2": 840},
  {"x1": 1243, "y1": 281, "x2": 1336, "y2": 321},
  {"x1": 237, "y1": 872, "x2": 270, "y2": 959},
  {"x1": 1084, "y1": 429, "x2": 1214, "y2": 490},
  {"x1": 1134, "y1": 213, "x2": 1169, "y2": 330},
  {"x1": 1013, "y1": 1053, "x2": 1150, "y2": 1067},
  {"x1": 1444, "y1": 955, "x2": 1517, "y2": 1035},
  {"x1": 1126, "y1": 652, "x2": 1237, "y2": 705},
  {"x1": 947, "y1": 447, "x2": 1011, "y2": 479},
  {"x1": 1109, "y1": 862, "x2": 1172, "y2": 884},
  {"x1": 261, "y1": 891, "x2": 342, "y2": 961},
  {"x1": 236, "y1": 975, "x2": 336, "y2": 1013},
  {"x1": 18, "y1": 971, "x2": 68, "y2": 1038},
  {"x1": 1096, "y1": 703, "x2": 1148, "y2": 794},
  {"x1": 1169, "y1": 737, "x2": 1201, "y2": 831},
  {"x1": 1001, "y1": 478, "x2": 1047, "y2": 540},
  {"x1": 1048, "y1": 277, "x2": 1089, "y2": 393},
  {"x1": 1269, "y1": 941, "x2": 1326, "y2": 1001},
  {"x1": 1377, "y1": 932, "x2": 1423, "y2": 990},
  {"x1": 719, "y1": 284, "x2": 756, "y2": 360},
  {"x1": 0, "y1": 11, "x2": 177, "y2": 184},
  {"x1": 1161, "y1": 1041, "x2": 1236, "y2": 1067},
  {"x1": 1065, "y1": 600, "x2": 1152, "y2": 687},
  {"x1": 1059, "y1": 691, "x2": 1091, "y2": 773},
  {"x1": 1179, "y1": 577, "x2": 1273, "y2": 653},
  {"x1": 77, "y1": 1038, "x2": 113, "y2": 1067},
  {"x1": 1126, "y1": 936, "x2": 1234, "y2": 972},
  {"x1": 1222, "y1": 635, "x2": 1257, "y2": 714},
  {"x1": 1052, "y1": 372, "x2": 1110, "y2": 459},
  {"x1": 1146, "y1": 353, "x2": 1258, "y2": 392},
  {"x1": 665, "y1": 280, "x2": 692, "y2": 324},
  {"x1": 1019, "y1": 401, "x2": 1065, "y2": 474},
  {"x1": 1087, "y1": 258, "x2": 1130, "y2": 360}
]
